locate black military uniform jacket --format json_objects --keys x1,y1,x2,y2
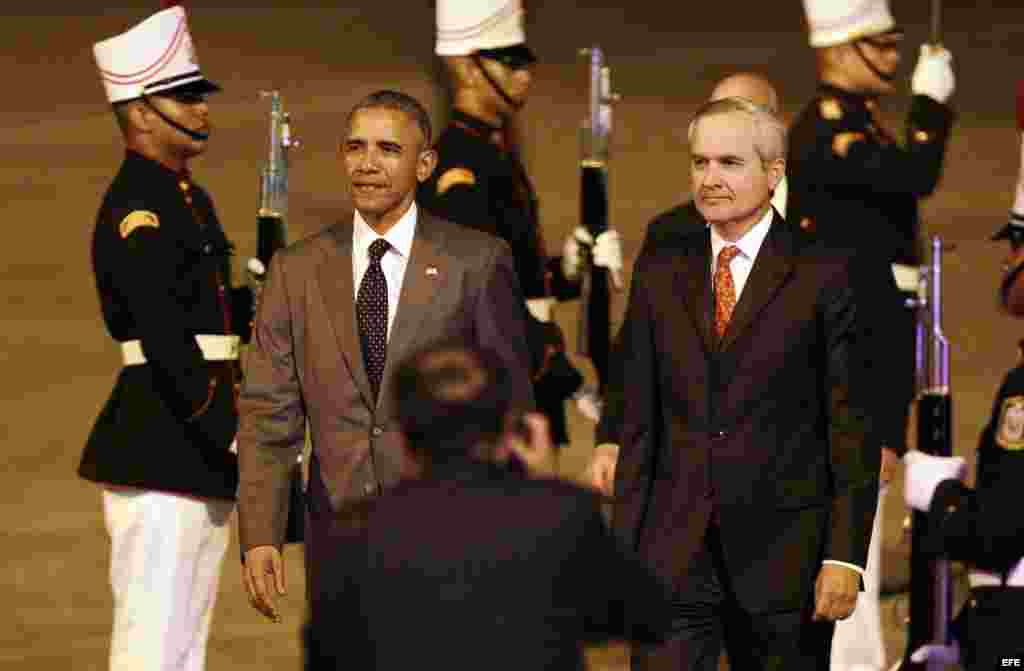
[
  {"x1": 925, "y1": 363, "x2": 1024, "y2": 572},
  {"x1": 418, "y1": 110, "x2": 577, "y2": 300},
  {"x1": 418, "y1": 111, "x2": 582, "y2": 443},
  {"x1": 79, "y1": 150, "x2": 250, "y2": 500},
  {"x1": 788, "y1": 86, "x2": 954, "y2": 453},
  {"x1": 788, "y1": 85, "x2": 954, "y2": 266}
]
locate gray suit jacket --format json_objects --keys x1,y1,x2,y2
[{"x1": 236, "y1": 209, "x2": 534, "y2": 551}]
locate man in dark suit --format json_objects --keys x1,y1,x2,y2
[
  {"x1": 237, "y1": 90, "x2": 534, "y2": 620},
  {"x1": 307, "y1": 343, "x2": 673, "y2": 671},
  {"x1": 596, "y1": 72, "x2": 783, "y2": 449},
  {"x1": 589, "y1": 97, "x2": 879, "y2": 669}
]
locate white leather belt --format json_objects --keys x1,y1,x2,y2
[
  {"x1": 121, "y1": 335, "x2": 240, "y2": 366},
  {"x1": 969, "y1": 560, "x2": 1024, "y2": 588},
  {"x1": 892, "y1": 263, "x2": 920, "y2": 293}
]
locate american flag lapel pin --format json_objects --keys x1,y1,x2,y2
[{"x1": 425, "y1": 265, "x2": 439, "y2": 278}]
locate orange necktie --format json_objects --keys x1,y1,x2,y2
[{"x1": 714, "y1": 245, "x2": 741, "y2": 339}]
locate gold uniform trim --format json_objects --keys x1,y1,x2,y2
[
  {"x1": 119, "y1": 210, "x2": 160, "y2": 239},
  {"x1": 832, "y1": 132, "x2": 866, "y2": 158},
  {"x1": 819, "y1": 98, "x2": 843, "y2": 121},
  {"x1": 996, "y1": 395, "x2": 1024, "y2": 451},
  {"x1": 436, "y1": 167, "x2": 476, "y2": 195}
]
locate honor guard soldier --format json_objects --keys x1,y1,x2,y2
[
  {"x1": 789, "y1": 2, "x2": 955, "y2": 670},
  {"x1": 79, "y1": 6, "x2": 251, "y2": 670},
  {"x1": 420, "y1": 0, "x2": 623, "y2": 447},
  {"x1": 904, "y1": 108, "x2": 1024, "y2": 671}
]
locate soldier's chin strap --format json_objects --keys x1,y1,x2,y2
[
  {"x1": 853, "y1": 41, "x2": 896, "y2": 84},
  {"x1": 143, "y1": 95, "x2": 210, "y2": 142},
  {"x1": 472, "y1": 54, "x2": 525, "y2": 112}
]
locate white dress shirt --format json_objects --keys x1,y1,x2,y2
[
  {"x1": 709, "y1": 206, "x2": 774, "y2": 298},
  {"x1": 709, "y1": 204, "x2": 865, "y2": 578},
  {"x1": 771, "y1": 174, "x2": 788, "y2": 218},
  {"x1": 352, "y1": 203, "x2": 417, "y2": 341}
]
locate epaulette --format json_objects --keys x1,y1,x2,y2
[
  {"x1": 119, "y1": 210, "x2": 160, "y2": 239},
  {"x1": 436, "y1": 167, "x2": 477, "y2": 196}
]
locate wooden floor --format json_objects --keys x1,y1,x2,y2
[{"x1": 4, "y1": 2, "x2": 1018, "y2": 669}]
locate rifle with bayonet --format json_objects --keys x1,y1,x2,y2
[
  {"x1": 577, "y1": 46, "x2": 621, "y2": 398},
  {"x1": 247, "y1": 90, "x2": 304, "y2": 545}
]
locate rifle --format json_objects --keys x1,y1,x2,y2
[
  {"x1": 900, "y1": 235, "x2": 958, "y2": 669},
  {"x1": 251, "y1": 90, "x2": 297, "y2": 275},
  {"x1": 577, "y1": 46, "x2": 620, "y2": 395},
  {"x1": 249, "y1": 90, "x2": 304, "y2": 545}
]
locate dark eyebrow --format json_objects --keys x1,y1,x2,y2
[{"x1": 377, "y1": 140, "x2": 403, "y2": 152}]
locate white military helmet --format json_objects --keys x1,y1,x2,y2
[
  {"x1": 435, "y1": 0, "x2": 535, "y2": 66},
  {"x1": 802, "y1": 0, "x2": 897, "y2": 48},
  {"x1": 94, "y1": 5, "x2": 220, "y2": 104}
]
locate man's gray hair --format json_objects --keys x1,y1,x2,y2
[{"x1": 687, "y1": 96, "x2": 787, "y2": 165}]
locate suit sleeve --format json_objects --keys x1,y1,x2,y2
[
  {"x1": 821, "y1": 257, "x2": 881, "y2": 568},
  {"x1": 807, "y1": 96, "x2": 953, "y2": 198},
  {"x1": 236, "y1": 251, "x2": 306, "y2": 552},
  {"x1": 610, "y1": 254, "x2": 661, "y2": 548},
  {"x1": 470, "y1": 239, "x2": 536, "y2": 414},
  {"x1": 925, "y1": 390, "x2": 1024, "y2": 570}
]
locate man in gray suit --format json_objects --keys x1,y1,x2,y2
[{"x1": 237, "y1": 90, "x2": 534, "y2": 621}]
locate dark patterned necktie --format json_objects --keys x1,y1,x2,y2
[{"x1": 357, "y1": 238, "x2": 390, "y2": 401}]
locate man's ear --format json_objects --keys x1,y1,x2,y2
[
  {"x1": 769, "y1": 157, "x2": 786, "y2": 191},
  {"x1": 417, "y1": 146, "x2": 439, "y2": 182}
]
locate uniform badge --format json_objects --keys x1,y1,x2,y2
[
  {"x1": 436, "y1": 167, "x2": 476, "y2": 196},
  {"x1": 819, "y1": 98, "x2": 843, "y2": 121},
  {"x1": 996, "y1": 395, "x2": 1024, "y2": 450},
  {"x1": 119, "y1": 210, "x2": 160, "y2": 239},
  {"x1": 832, "y1": 132, "x2": 865, "y2": 158}
]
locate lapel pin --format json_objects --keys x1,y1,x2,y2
[{"x1": 425, "y1": 266, "x2": 439, "y2": 277}]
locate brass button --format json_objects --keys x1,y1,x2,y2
[
  {"x1": 371, "y1": 426, "x2": 383, "y2": 437},
  {"x1": 913, "y1": 129, "x2": 931, "y2": 143},
  {"x1": 363, "y1": 482, "x2": 376, "y2": 495}
]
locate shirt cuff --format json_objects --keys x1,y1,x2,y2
[{"x1": 823, "y1": 559, "x2": 865, "y2": 576}]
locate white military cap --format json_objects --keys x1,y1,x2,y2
[
  {"x1": 436, "y1": 0, "x2": 529, "y2": 56},
  {"x1": 93, "y1": 6, "x2": 220, "y2": 104},
  {"x1": 802, "y1": 0, "x2": 897, "y2": 48}
]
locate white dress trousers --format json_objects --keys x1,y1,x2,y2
[
  {"x1": 829, "y1": 487, "x2": 887, "y2": 671},
  {"x1": 102, "y1": 487, "x2": 233, "y2": 671}
]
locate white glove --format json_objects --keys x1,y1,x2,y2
[
  {"x1": 903, "y1": 450, "x2": 967, "y2": 512},
  {"x1": 561, "y1": 227, "x2": 589, "y2": 280},
  {"x1": 593, "y1": 230, "x2": 623, "y2": 277},
  {"x1": 562, "y1": 226, "x2": 623, "y2": 287},
  {"x1": 911, "y1": 44, "x2": 955, "y2": 103}
]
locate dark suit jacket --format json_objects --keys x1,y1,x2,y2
[
  {"x1": 307, "y1": 460, "x2": 673, "y2": 671},
  {"x1": 611, "y1": 211, "x2": 879, "y2": 614},
  {"x1": 236, "y1": 210, "x2": 535, "y2": 552},
  {"x1": 597, "y1": 200, "x2": 702, "y2": 447}
]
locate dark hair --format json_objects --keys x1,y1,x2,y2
[
  {"x1": 392, "y1": 342, "x2": 512, "y2": 463},
  {"x1": 346, "y1": 89, "x2": 433, "y2": 146}
]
